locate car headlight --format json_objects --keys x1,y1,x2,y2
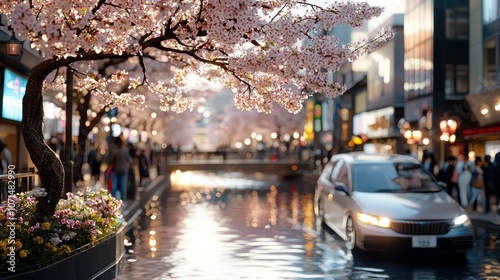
[
  {"x1": 453, "y1": 214, "x2": 470, "y2": 226},
  {"x1": 357, "y1": 213, "x2": 391, "y2": 228}
]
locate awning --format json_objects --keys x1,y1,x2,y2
[
  {"x1": 465, "y1": 89, "x2": 500, "y2": 127},
  {"x1": 462, "y1": 125, "x2": 500, "y2": 136}
]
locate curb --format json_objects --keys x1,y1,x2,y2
[{"x1": 120, "y1": 175, "x2": 168, "y2": 232}]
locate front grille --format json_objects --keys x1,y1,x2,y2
[{"x1": 390, "y1": 220, "x2": 450, "y2": 235}]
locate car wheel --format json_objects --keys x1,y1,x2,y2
[{"x1": 346, "y1": 217, "x2": 358, "y2": 252}]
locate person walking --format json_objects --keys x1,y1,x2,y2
[
  {"x1": 457, "y1": 161, "x2": 473, "y2": 208},
  {"x1": 136, "y1": 146, "x2": 151, "y2": 188},
  {"x1": 493, "y1": 152, "x2": 500, "y2": 215},
  {"x1": 0, "y1": 139, "x2": 12, "y2": 202},
  {"x1": 87, "y1": 143, "x2": 102, "y2": 184},
  {"x1": 423, "y1": 152, "x2": 438, "y2": 176},
  {"x1": 436, "y1": 156, "x2": 458, "y2": 199},
  {"x1": 108, "y1": 137, "x2": 133, "y2": 200},
  {"x1": 469, "y1": 157, "x2": 484, "y2": 212},
  {"x1": 482, "y1": 155, "x2": 495, "y2": 213},
  {"x1": 1, "y1": 146, "x2": 11, "y2": 172},
  {"x1": 126, "y1": 142, "x2": 137, "y2": 199}
]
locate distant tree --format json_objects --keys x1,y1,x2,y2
[{"x1": 208, "y1": 103, "x2": 305, "y2": 149}]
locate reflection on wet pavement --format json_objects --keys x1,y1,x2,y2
[{"x1": 117, "y1": 171, "x2": 500, "y2": 280}]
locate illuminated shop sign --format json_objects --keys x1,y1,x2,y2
[
  {"x1": 353, "y1": 107, "x2": 394, "y2": 139},
  {"x1": 2, "y1": 68, "x2": 27, "y2": 122}
]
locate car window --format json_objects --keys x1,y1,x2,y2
[
  {"x1": 352, "y1": 163, "x2": 441, "y2": 193},
  {"x1": 326, "y1": 159, "x2": 339, "y2": 183},
  {"x1": 322, "y1": 160, "x2": 336, "y2": 183},
  {"x1": 336, "y1": 163, "x2": 350, "y2": 188}
]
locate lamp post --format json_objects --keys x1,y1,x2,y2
[
  {"x1": 399, "y1": 118, "x2": 432, "y2": 158},
  {"x1": 403, "y1": 129, "x2": 422, "y2": 145},
  {"x1": 63, "y1": 67, "x2": 73, "y2": 195},
  {"x1": 0, "y1": 29, "x2": 23, "y2": 56},
  {"x1": 3, "y1": 36, "x2": 22, "y2": 56},
  {"x1": 439, "y1": 118, "x2": 458, "y2": 163}
]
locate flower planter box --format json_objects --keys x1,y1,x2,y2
[{"x1": 0, "y1": 222, "x2": 126, "y2": 280}]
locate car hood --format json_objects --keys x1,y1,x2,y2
[{"x1": 353, "y1": 191, "x2": 465, "y2": 220}]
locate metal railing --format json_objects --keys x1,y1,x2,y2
[{"x1": 0, "y1": 171, "x2": 40, "y2": 203}]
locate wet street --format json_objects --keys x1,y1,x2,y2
[{"x1": 117, "y1": 171, "x2": 500, "y2": 280}]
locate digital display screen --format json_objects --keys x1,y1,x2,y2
[{"x1": 2, "y1": 68, "x2": 27, "y2": 122}]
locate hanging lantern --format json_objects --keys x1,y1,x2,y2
[{"x1": 1, "y1": 34, "x2": 23, "y2": 56}]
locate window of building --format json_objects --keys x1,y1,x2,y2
[
  {"x1": 484, "y1": 38, "x2": 496, "y2": 87},
  {"x1": 446, "y1": 10, "x2": 455, "y2": 39},
  {"x1": 445, "y1": 65, "x2": 469, "y2": 97},
  {"x1": 456, "y1": 65, "x2": 469, "y2": 93},
  {"x1": 455, "y1": 9, "x2": 469, "y2": 39},
  {"x1": 446, "y1": 8, "x2": 469, "y2": 39},
  {"x1": 445, "y1": 65, "x2": 454, "y2": 95},
  {"x1": 483, "y1": 0, "x2": 499, "y2": 24}
]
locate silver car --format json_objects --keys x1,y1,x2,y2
[{"x1": 314, "y1": 152, "x2": 474, "y2": 254}]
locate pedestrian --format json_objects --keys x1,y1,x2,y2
[
  {"x1": 422, "y1": 152, "x2": 438, "y2": 176},
  {"x1": 436, "y1": 156, "x2": 458, "y2": 199},
  {"x1": 458, "y1": 161, "x2": 473, "y2": 208},
  {"x1": 87, "y1": 143, "x2": 102, "y2": 184},
  {"x1": 108, "y1": 137, "x2": 133, "y2": 200},
  {"x1": 469, "y1": 157, "x2": 484, "y2": 211},
  {"x1": 0, "y1": 139, "x2": 10, "y2": 173},
  {"x1": 0, "y1": 139, "x2": 12, "y2": 202},
  {"x1": 126, "y1": 142, "x2": 137, "y2": 199},
  {"x1": 492, "y1": 152, "x2": 500, "y2": 215},
  {"x1": 482, "y1": 155, "x2": 495, "y2": 213},
  {"x1": 451, "y1": 155, "x2": 466, "y2": 199},
  {"x1": 136, "y1": 146, "x2": 151, "y2": 188}
]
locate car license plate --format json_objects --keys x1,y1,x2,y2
[{"x1": 412, "y1": 236, "x2": 437, "y2": 248}]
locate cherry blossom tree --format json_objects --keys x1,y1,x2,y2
[
  {"x1": 208, "y1": 103, "x2": 305, "y2": 152},
  {"x1": 45, "y1": 58, "x2": 220, "y2": 185},
  {"x1": 0, "y1": 0, "x2": 394, "y2": 220}
]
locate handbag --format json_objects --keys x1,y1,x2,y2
[
  {"x1": 472, "y1": 177, "x2": 484, "y2": 189},
  {"x1": 105, "y1": 164, "x2": 114, "y2": 192},
  {"x1": 451, "y1": 170, "x2": 460, "y2": 183}
]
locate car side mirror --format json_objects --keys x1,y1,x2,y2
[{"x1": 334, "y1": 182, "x2": 349, "y2": 195}]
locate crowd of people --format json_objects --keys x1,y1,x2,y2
[
  {"x1": 87, "y1": 135, "x2": 152, "y2": 200},
  {"x1": 431, "y1": 151, "x2": 500, "y2": 215}
]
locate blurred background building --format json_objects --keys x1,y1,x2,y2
[{"x1": 319, "y1": 0, "x2": 499, "y2": 164}]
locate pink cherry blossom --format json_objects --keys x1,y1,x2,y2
[{"x1": 1, "y1": 0, "x2": 393, "y2": 114}]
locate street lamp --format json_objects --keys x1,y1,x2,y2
[
  {"x1": 404, "y1": 129, "x2": 422, "y2": 145},
  {"x1": 439, "y1": 119, "x2": 457, "y2": 143},
  {"x1": 0, "y1": 29, "x2": 23, "y2": 56},
  {"x1": 439, "y1": 118, "x2": 458, "y2": 164}
]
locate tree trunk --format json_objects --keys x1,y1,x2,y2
[
  {"x1": 22, "y1": 61, "x2": 65, "y2": 221},
  {"x1": 21, "y1": 53, "x2": 132, "y2": 221}
]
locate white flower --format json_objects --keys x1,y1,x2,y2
[
  {"x1": 27, "y1": 188, "x2": 47, "y2": 198},
  {"x1": 49, "y1": 237, "x2": 62, "y2": 246}
]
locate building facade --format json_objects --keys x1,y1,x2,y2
[
  {"x1": 466, "y1": 0, "x2": 500, "y2": 158},
  {"x1": 325, "y1": 0, "x2": 483, "y2": 164},
  {"x1": 403, "y1": 0, "x2": 471, "y2": 162},
  {"x1": 0, "y1": 15, "x2": 43, "y2": 172}
]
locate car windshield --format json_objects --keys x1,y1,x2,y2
[{"x1": 352, "y1": 162, "x2": 441, "y2": 193}]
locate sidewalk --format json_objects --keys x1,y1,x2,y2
[{"x1": 468, "y1": 210, "x2": 500, "y2": 229}]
